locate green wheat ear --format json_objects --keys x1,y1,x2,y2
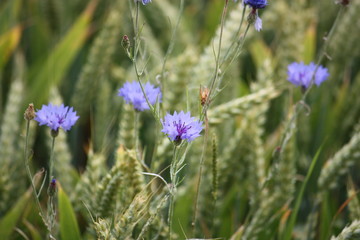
[
  {"x1": 163, "y1": 48, "x2": 198, "y2": 111},
  {"x1": 118, "y1": 148, "x2": 146, "y2": 208},
  {"x1": 94, "y1": 218, "x2": 115, "y2": 240},
  {"x1": 94, "y1": 155, "x2": 122, "y2": 218},
  {"x1": 191, "y1": 3, "x2": 249, "y2": 88},
  {"x1": 208, "y1": 86, "x2": 281, "y2": 125},
  {"x1": 71, "y1": 0, "x2": 124, "y2": 117},
  {"x1": 73, "y1": 150, "x2": 107, "y2": 218},
  {"x1": 330, "y1": 220, "x2": 360, "y2": 240},
  {"x1": 113, "y1": 190, "x2": 153, "y2": 239},
  {"x1": 117, "y1": 104, "x2": 136, "y2": 150},
  {"x1": 262, "y1": 0, "x2": 313, "y2": 81},
  {"x1": 328, "y1": 0, "x2": 360, "y2": 64},
  {"x1": 242, "y1": 108, "x2": 297, "y2": 240},
  {"x1": 318, "y1": 130, "x2": 360, "y2": 191},
  {"x1": 0, "y1": 53, "x2": 26, "y2": 214},
  {"x1": 93, "y1": 78, "x2": 113, "y2": 152}
]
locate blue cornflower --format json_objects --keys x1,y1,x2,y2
[
  {"x1": 161, "y1": 111, "x2": 203, "y2": 144},
  {"x1": 35, "y1": 103, "x2": 79, "y2": 131},
  {"x1": 287, "y1": 62, "x2": 330, "y2": 89},
  {"x1": 118, "y1": 81, "x2": 162, "y2": 111},
  {"x1": 244, "y1": 0, "x2": 268, "y2": 9},
  {"x1": 134, "y1": 0, "x2": 151, "y2": 5}
]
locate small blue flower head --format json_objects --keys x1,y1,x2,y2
[
  {"x1": 134, "y1": 0, "x2": 151, "y2": 5},
  {"x1": 118, "y1": 81, "x2": 162, "y2": 111},
  {"x1": 287, "y1": 62, "x2": 330, "y2": 89},
  {"x1": 35, "y1": 103, "x2": 79, "y2": 132},
  {"x1": 48, "y1": 178, "x2": 57, "y2": 197},
  {"x1": 244, "y1": 0, "x2": 268, "y2": 9},
  {"x1": 161, "y1": 111, "x2": 203, "y2": 144}
]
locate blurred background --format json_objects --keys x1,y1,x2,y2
[{"x1": 0, "y1": 0, "x2": 360, "y2": 239}]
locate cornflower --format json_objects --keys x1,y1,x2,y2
[
  {"x1": 161, "y1": 111, "x2": 203, "y2": 145},
  {"x1": 287, "y1": 62, "x2": 330, "y2": 89},
  {"x1": 34, "y1": 103, "x2": 79, "y2": 133},
  {"x1": 118, "y1": 81, "x2": 162, "y2": 111}
]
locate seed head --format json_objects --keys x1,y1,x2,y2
[{"x1": 24, "y1": 103, "x2": 36, "y2": 121}]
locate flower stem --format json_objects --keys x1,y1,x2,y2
[
  {"x1": 276, "y1": 6, "x2": 345, "y2": 159},
  {"x1": 130, "y1": 1, "x2": 162, "y2": 125},
  {"x1": 192, "y1": 113, "x2": 209, "y2": 235},
  {"x1": 49, "y1": 136, "x2": 56, "y2": 186},
  {"x1": 160, "y1": 0, "x2": 185, "y2": 101},
  {"x1": 24, "y1": 120, "x2": 46, "y2": 224},
  {"x1": 168, "y1": 145, "x2": 180, "y2": 240},
  {"x1": 47, "y1": 136, "x2": 56, "y2": 239},
  {"x1": 205, "y1": 0, "x2": 230, "y2": 109}
]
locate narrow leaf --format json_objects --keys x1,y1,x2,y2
[
  {"x1": 282, "y1": 145, "x2": 323, "y2": 240},
  {"x1": 27, "y1": 0, "x2": 97, "y2": 104},
  {"x1": 0, "y1": 189, "x2": 31, "y2": 239},
  {"x1": 58, "y1": 185, "x2": 82, "y2": 240}
]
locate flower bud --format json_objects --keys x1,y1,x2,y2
[
  {"x1": 121, "y1": 35, "x2": 131, "y2": 51},
  {"x1": 247, "y1": 11, "x2": 257, "y2": 25},
  {"x1": 51, "y1": 129, "x2": 59, "y2": 138},
  {"x1": 48, "y1": 178, "x2": 57, "y2": 197},
  {"x1": 336, "y1": 0, "x2": 349, "y2": 5},
  {"x1": 24, "y1": 103, "x2": 36, "y2": 121}
]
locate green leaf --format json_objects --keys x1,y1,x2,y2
[
  {"x1": 58, "y1": 185, "x2": 82, "y2": 240},
  {"x1": 0, "y1": 189, "x2": 31, "y2": 239},
  {"x1": 27, "y1": 0, "x2": 97, "y2": 104},
  {"x1": 282, "y1": 144, "x2": 323, "y2": 240},
  {"x1": 23, "y1": 220, "x2": 42, "y2": 240}
]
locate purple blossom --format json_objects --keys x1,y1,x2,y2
[
  {"x1": 287, "y1": 62, "x2": 330, "y2": 89},
  {"x1": 35, "y1": 103, "x2": 79, "y2": 131},
  {"x1": 254, "y1": 15, "x2": 262, "y2": 31},
  {"x1": 161, "y1": 111, "x2": 203, "y2": 144},
  {"x1": 244, "y1": 0, "x2": 268, "y2": 9},
  {"x1": 118, "y1": 81, "x2": 162, "y2": 111},
  {"x1": 134, "y1": 0, "x2": 151, "y2": 5}
]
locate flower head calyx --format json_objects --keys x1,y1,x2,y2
[{"x1": 24, "y1": 103, "x2": 36, "y2": 121}]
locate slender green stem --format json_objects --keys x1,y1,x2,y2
[
  {"x1": 200, "y1": 1, "x2": 251, "y2": 122},
  {"x1": 134, "y1": 1, "x2": 140, "y2": 59},
  {"x1": 24, "y1": 120, "x2": 46, "y2": 221},
  {"x1": 130, "y1": 2, "x2": 161, "y2": 125},
  {"x1": 160, "y1": 0, "x2": 185, "y2": 101},
  {"x1": 204, "y1": 0, "x2": 229, "y2": 113},
  {"x1": 49, "y1": 136, "x2": 56, "y2": 186},
  {"x1": 168, "y1": 145, "x2": 179, "y2": 240},
  {"x1": 221, "y1": 5, "x2": 247, "y2": 66},
  {"x1": 47, "y1": 136, "x2": 56, "y2": 239},
  {"x1": 192, "y1": 113, "x2": 209, "y2": 235}
]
